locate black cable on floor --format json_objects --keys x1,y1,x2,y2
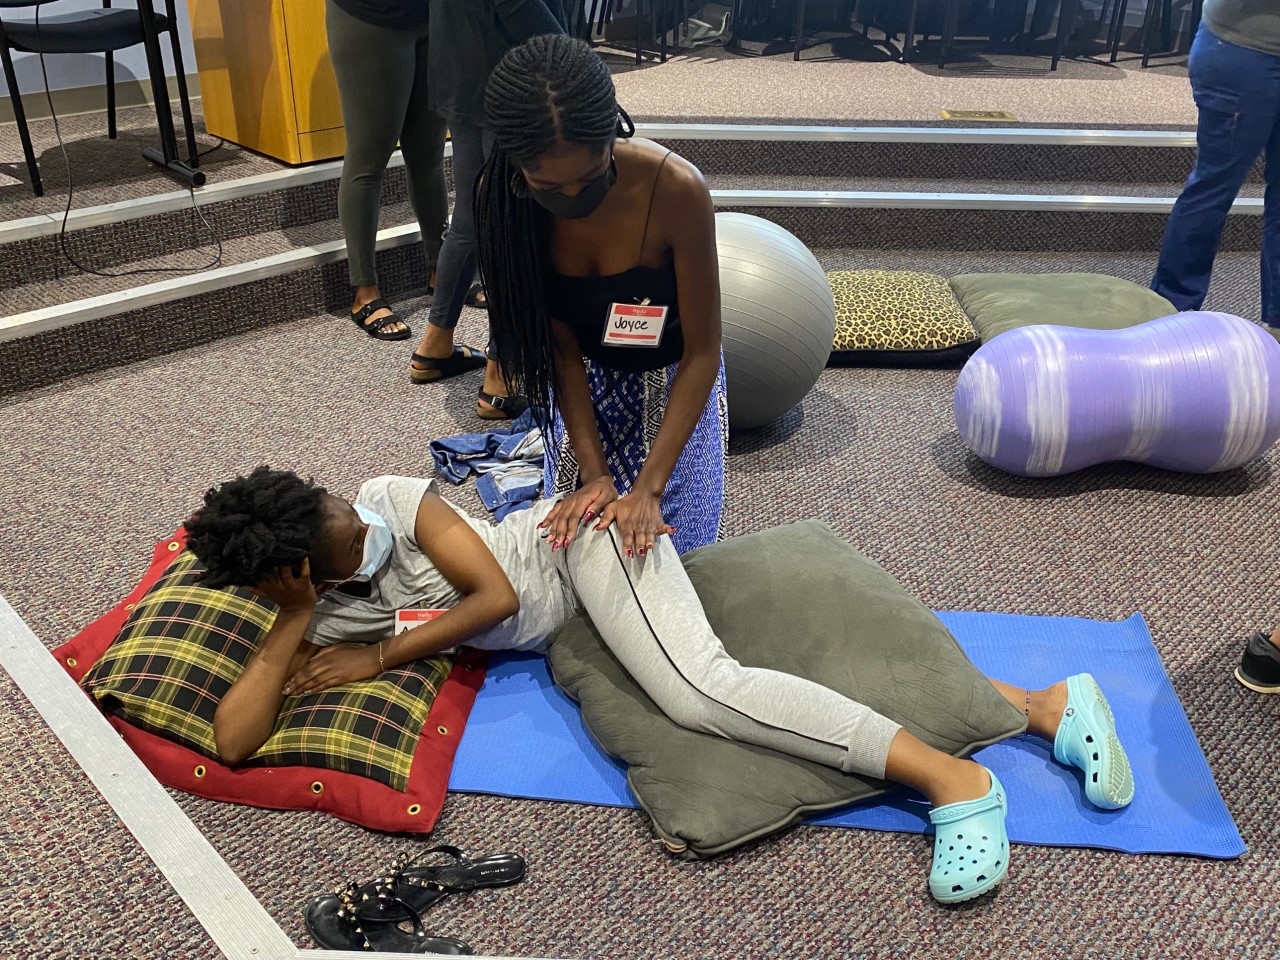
[{"x1": 33, "y1": 5, "x2": 223, "y2": 280}]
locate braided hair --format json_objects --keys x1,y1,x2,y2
[
  {"x1": 476, "y1": 34, "x2": 628, "y2": 424},
  {"x1": 185, "y1": 466, "x2": 328, "y2": 589}
]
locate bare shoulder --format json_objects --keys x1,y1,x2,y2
[{"x1": 627, "y1": 138, "x2": 708, "y2": 194}]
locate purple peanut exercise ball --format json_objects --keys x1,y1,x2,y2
[{"x1": 953, "y1": 312, "x2": 1280, "y2": 477}]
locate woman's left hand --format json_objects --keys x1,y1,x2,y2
[
  {"x1": 284, "y1": 643, "x2": 382, "y2": 697},
  {"x1": 595, "y1": 491, "x2": 675, "y2": 558}
]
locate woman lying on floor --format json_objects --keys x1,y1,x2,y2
[{"x1": 185, "y1": 467, "x2": 1135, "y2": 904}]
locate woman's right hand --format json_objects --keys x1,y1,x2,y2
[
  {"x1": 251, "y1": 558, "x2": 319, "y2": 612},
  {"x1": 540, "y1": 475, "x2": 619, "y2": 550}
]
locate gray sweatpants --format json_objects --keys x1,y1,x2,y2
[{"x1": 552, "y1": 525, "x2": 902, "y2": 779}]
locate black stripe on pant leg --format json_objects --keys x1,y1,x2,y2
[{"x1": 565, "y1": 531, "x2": 843, "y2": 752}]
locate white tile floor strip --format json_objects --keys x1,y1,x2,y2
[{"x1": 0, "y1": 594, "x2": 296, "y2": 960}]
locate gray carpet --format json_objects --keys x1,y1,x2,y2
[
  {"x1": 2, "y1": 255, "x2": 1279, "y2": 958},
  {"x1": 610, "y1": 43, "x2": 1196, "y2": 125}
]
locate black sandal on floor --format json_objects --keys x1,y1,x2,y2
[
  {"x1": 477, "y1": 388, "x2": 530, "y2": 421},
  {"x1": 351, "y1": 299, "x2": 411, "y2": 342},
  {"x1": 410, "y1": 345, "x2": 488, "y2": 384},
  {"x1": 465, "y1": 283, "x2": 487, "y2": 310},
  {"x1": 355, "y1": 845, "x2": 527, "y2": 921},
  {"x1": 303, "y1": 881, "x2": 473, "y2": 954}
]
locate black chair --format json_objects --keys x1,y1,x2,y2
[
  {"x1": 791, "y1": 0, "x2": 864, "y2": 62},
  {"x1": 0, "y1": 0, "x2": 197, "y2": 197},
  {"x1": 1101, "y1": 0, "x2": 1202, "y2": 65},
  {"x1": 906, "y1": 0, "x2": 1084, "y2": 71},
  {"x1": 583, "y1": 0, "x2": 688, "y2": 66},
  {"x1": 1139, "y1": 0, "x2": 1202, "y2": 67}
]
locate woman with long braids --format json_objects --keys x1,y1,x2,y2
[{"x1": 475, "y1": 35, "x2": 727, "y2": 558}]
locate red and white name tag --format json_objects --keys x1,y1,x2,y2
[
  {"x1": 395, "y1": 608, "x2": 453, "y2": 653},
  {"x1": 602, "y1": 302, "x2": 667, "y2": 348}
]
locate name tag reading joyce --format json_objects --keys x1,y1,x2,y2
[
  {"x1": 603, "y1": 302, "x2": 667, "y2": 348},
  {"x1": 395, "y1": 608, "x2": 454, "y2": 654}
]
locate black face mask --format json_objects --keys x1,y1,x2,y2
[{"x1": 527, "y1": 158, "x2": 617, "y2": 220}]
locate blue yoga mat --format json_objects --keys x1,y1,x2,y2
[{"x1": 449, "y1": 612, "x2": 1244, "y2": 858}]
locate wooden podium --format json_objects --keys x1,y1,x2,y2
[{"x1": 187, "y1": 0, "x2": 346, "y2": 164}]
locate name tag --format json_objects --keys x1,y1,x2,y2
[
  {"x1": 395, "y1": 608, "x2": 454, "y2": 654},
  {"x1": 603, "y1": 302, "x2": 667, "y2": 348}
]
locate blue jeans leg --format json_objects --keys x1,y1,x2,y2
[
  {"x1": 1152, "y1": 26, "x2": 1280, "y2": 315},
  {"x1": 1264, "y1": 119, "x2": 1280, "y2": 323}
]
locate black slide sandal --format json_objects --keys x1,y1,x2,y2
[
  {"x1": 303, "y1": 882, "x2": 473, "y2": 954},
  {"x1": 465, "y1": 283, "x2": 488, "y2": 310},
  {"x1": 355, "y1": 845, "x2": 527, "y2": 921},
  {"x1": 477, "y1": 388, "x2": 530, "y2": 421},
  {"x1": 352, "y1": 298, "x2": 411, "y2": 342},
  {"x1": 410, "y1": 345, "x2": 488, "y2": 384}
]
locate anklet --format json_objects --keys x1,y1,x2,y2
[{"x1": 1024, "y1": 690, "x2": 1032, "y2": 719}]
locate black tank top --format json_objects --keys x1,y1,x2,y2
[{"x1": 545, "y1": 152, "x2": 685, "y2": 373}]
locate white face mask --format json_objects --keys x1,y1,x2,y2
[{"x1": 349, "y1": 503, "x2": 394, "y2": 582}]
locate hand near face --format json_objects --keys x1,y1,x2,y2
[{"x1": 251, "y1": 558, "x2": 318, "y2": 612}]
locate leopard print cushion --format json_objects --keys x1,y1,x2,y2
[{"x1": 828, "y1": 270, "x2": 979, "y2": 366}]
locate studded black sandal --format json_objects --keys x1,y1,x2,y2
[
  {"x1": 303, "y1": 880, "x2": 473, "y2": 954},
  {"x1": 354, "y1": 845, "x2": 526, "y2": 922}
]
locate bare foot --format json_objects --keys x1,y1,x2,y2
[
  {"x1": 1029, "y1": 681, "x2": 1069, "y2": 741},
  {"x1": 926, "y1": 758, "x2": 992, "y2": 809}
]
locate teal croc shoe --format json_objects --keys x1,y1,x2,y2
[
  {"x1": 928, "y1": 768, "x2": 1009, "y2": 905},
  {"x1": 1053, "y1": 673, "x2": 1135, "y2": 810}
]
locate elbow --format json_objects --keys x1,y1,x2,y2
[
  {"x1": 212, "y1": 713, "x2": 252, "y2": 767},
  {"x1": 496, "y1": 583, "x2": 521, "y2": 623},
  {"x1": 214, "y1": 739, "x2": 250, "y2": 768}
]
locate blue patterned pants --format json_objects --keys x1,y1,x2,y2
[{"x1": 545, "y1": 357, "x2": 728, "y2": 555}]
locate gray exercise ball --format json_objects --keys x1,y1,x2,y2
[{"x1": 716, "y1": 213, "x2": 835, "y2": 430}]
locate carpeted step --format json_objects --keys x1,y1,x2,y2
[
  {"x1": 0, "y1": 163, "x2": 428, "y2": 293},
  {"x1": 0, "y1": 201, "x2": 422, "y2": 319},
  {"x1": 659, "y1": 130, "x2": 1253, "y2": 187},
  {"x1": 1, "y1": 245, "x2": 1258, "y2": 399}
]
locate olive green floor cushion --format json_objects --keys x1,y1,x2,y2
[
  {"x1": 546, "y1": 521, "x2": 1027, "y2": 859},
  {"x1": 827, "y1": 270, "x2": 981, "y2": 367},
  {"x1": 950, "y1": 272, "x2": 1177, "y2": 342}
]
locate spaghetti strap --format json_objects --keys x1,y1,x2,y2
[{"x1": 637, "y1": 150, "x2": 674, "y2": 261}]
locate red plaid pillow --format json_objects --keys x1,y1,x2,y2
[{"x1": 54, "y1": 530, "x2": 488, "y2": 833}]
